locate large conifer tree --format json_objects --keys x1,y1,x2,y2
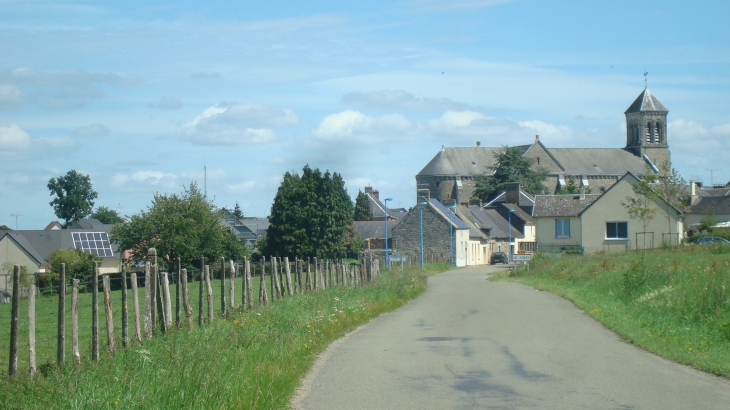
[
  {"x1": 353, "y1": 190, "x2": 374, "y2": 221},
  {"x1": 263, "y1": 165, "x2": 355, "y2": 258},
  {"x1": 473, "y1": 146, "x2": 547, "y2": 202}
]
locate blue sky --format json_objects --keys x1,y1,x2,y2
[{"x1": 1, "y1": 0, "x2": 728, "y2": 229}]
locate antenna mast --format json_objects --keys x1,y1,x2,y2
[
  {"x1": 644, "y1": 71, "x2": 648, "y2": 89},
  {"x1": 10, "y1": 213, "x2": 24, "y2": 230}
]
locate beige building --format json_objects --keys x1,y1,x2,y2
[{"x1": 533, "y1": 173, "x2": 683, "y2": 254}]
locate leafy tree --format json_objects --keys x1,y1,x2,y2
[
  {"x1": 47, "y1": 248, "x2": 101, "y2": 283},
  {"x1": 110, "y1": 182, "x2": 247, "y2": 268},
  {"x1": 2, "y1": 262, "x2": 31, "y2": 288},
  {"x1": 621, "y1": 176, "x2": 658, "y2": 249},
  {"x1": 91, "y1": 206, "x2": 124, "y2": 224},
  {"x1": 652, "y1": 161, "x2": 686, "y2": 242},
  {"x1": 353, "y1": 190, "x2": 373, "y2": 221},
  {"x1": 0, "y1": 224, "x2": 10, "y2": 230},
  {"x1": 473, "y1": 146, "x2": 547, "y2": 202},
  {"x1": 555, "y1": 176, "x2": 592, "y2": 195},
  {"x1": 263, "y1": 165, "x2": 357, "y2": 258},
  {"x1": 698, "y1": 215, "x2": 718, "y2": 234},
  {"x1": 48, "y1": 170, "x2": 98, "y2": 227}
]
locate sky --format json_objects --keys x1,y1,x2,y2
[{"x1": 1, "y1": 0, "x2": 728, "y2": 229}]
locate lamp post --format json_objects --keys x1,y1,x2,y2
[
  {"x1": 384, "y1": 197, "x2": 392, "y2": 269},
  {"x1": 508, "y1": 209, "x2": 514, "y2": 264},
  {"x1": 419, "y1": 201, "x2": 427, "y2": 267},
  {"x1": 449, "y1": 204, "x2": 456, "y2": 267}
]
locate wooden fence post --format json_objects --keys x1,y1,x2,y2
[
  {"x1": 103, "y1": 275, "x2": 116, "y2": 353},
  {"x1": 92, "y1": 262, "x2": 99, "y2": 362},
  {"x1": 220, "y1": 257, "x2": 226, "y2": 317},
  {"x1": 306, "y1": 257, "x2": 312, "y2": 291},
  {"x1": 205, "y1": 266, "x2": 213, "y2": 323},
  {"x1": 245, "y1": 259, "x2": 253, "y2": 309},
  {"x1": 181, "y1": 268, "x2": 193, "y2": 328},
  {"x1": 144, "y1": 261, "x2": 152, "y2": 338},
  {"x1": 229, "y1": 260, "x2": 235, "y2": 309},
  {"x1": 58, "y1": 263, "x2": 66, "y2": 364},
  {"x1": 259, "y1": 260, "x2": 268, "y2": 305},
  {"x1": 161, "y1": 272, "x2": 172, "y2": 329},
  {"x1": 271, "y1": 256, "x2": 280, "y2": 300},
  {"x1": 28, "y1": 281, "x2": 36, "y2": 377},
  {"x1": 295, "y1": 257, "x2": 302, "y2": 294},
  {"x1": 121, "y1": 265, "x2": 128, "y2": 348},
  {"x1": 313, "y1": 257, "x2": 319, "y2": 290},
  {"x1": 198, "y1": 258, "x2": 204, "y2": 328},
  {"x1": 176, "y1": 258, "x2": 181, "y2": 327},
  {"x1": 154, "y1": 252, "x2": 165, "y2": 335},
  {"x1": 148, "y1": 248, "x2": 158, "y2": 336},
  {"x1": 284, "y1": 257, "x2": 293, "y2": 296},
  {"x1": 72, "y1": 279, "x2": 80, "y2": 363},
  {"x1": 130, "y1": 272, "x2": 141, "y2": 344},
  {"x1": 8, "y1": 265, "x2": 19, "y2": 377}
]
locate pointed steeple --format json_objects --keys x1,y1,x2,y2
[
  {"x1": 625, "y1": 88, "x2": 670, "y2": 168},
  {"x1": 625, "y1": 89, "x2": 668, "y2": 114}
]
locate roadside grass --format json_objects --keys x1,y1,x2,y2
[
  {"x1": 1, "y1": 262, "x2": 447, "y2": 409},
  {"x1": 492, "y1": 246, "x2": 730, "y2": 378}
]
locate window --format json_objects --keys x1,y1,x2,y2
[
  {"x1": 555, "y1": 219, "x2": 570, "y2": 238},
  {"x1": 606, "y1": 222, "x2": 628, "y2": 239}
]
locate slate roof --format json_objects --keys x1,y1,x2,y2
[
  {"x1": 0, "y1": 230, "x2": 121, "y2": 263},
  {"x1": 532, "y1": 194, "x2": 602, "y2": 217},
  {"x1": 353, "y1": 221, "x2": 399, "y2": 239},
  {"x1": 502, "y1": 203, "x2": 535, "y2": 224},
  {"x1": 67, "y1": 218, "x2": 114, "y2": 231},
  {"x1": 0, "y1": 231, "x2": 46, "y2": 265},
  {"x1": 418, "y1": 145, "x2": 531, "y2": 177},
  {"x1": 464, "y1": 206, "x2": 523, "y2": 240},
  {"x1": 547, "y1": 148, "x2": 651, "y2": 176},
  {"x1": 688, "y1": 196, "x2": 730, "y2": 214},
  {"x1": 625, "y1": 89, "x2": 668, "y2": 113},
  {"x1": 485, "y1": 189, "x2": 536, "y2": 208}
]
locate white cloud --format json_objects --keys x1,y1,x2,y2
[
  {"x1": 34, "y1": 136, "x2": 76, "y2": 149},
  {"x1": 111, "y1": 170, "x2": 177, "y2": 189},
  {"x1": 342, "y1": 90, "x2": 476, "y2": 112},
  {"x1": 226, "y1": 180, "x2": 257, "y2": 194},
  {"x1": 311, "y1": 110, "x2": 418, "y2": 144},
  {"x1": 0, "y1": 68, "x2": 140, "y2": 110},
  {"x1": 711, "y1": 123, "x2": 730, "y2": 136},
  {"x1": 0, "y1": 124, "x2": 31, "y2": 151},
  {"x1": 668, "y1": 119, "x2": 710, "y2": 141},
  {"x1": 74, "y1": 123, "x2": 109, "y2": 137},
  {"x1": 3, "y1": 173, "x2": 29, "y2": 185},
  {"x1": 157, "y1": 97, "x2": 183, "y2": 110},
  {"x1": 178, "y1": 103, "x2": 297, "y2": 145}
]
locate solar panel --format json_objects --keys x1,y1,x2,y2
[{"x1": 72, "y1": 232, "x2": 114, "y2": 257}]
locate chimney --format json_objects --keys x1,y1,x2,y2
[
  {"x1": 372, "y1": 189, "x2": 379, "y2": 201},
  {"x1": 476, "y1": 141, "x2": 481, "y2": 147},
  {"x1": 505, "y1": 182, "x2": 520, "y2": 204},
  {"x1": 417, "y1": 188, "x2": 430, "y2": 204},
  {"x1": 690, "y1": 181, "x2": 698, "y2": 205},
  {"x1": 579, "y1": 188, "x2": 585, "y2": 200},
  {"x1": 535, "y1": 134, "x2": 539, "y2": 141},
  {"x1": 469, "y1": 198, "x2": 482, "y2": 207},
  {"x1": 442, "y1": 198, "x2": 457, "y2": 208},
  {"x1": 364, "y1": 186, "x2": 373, "y2": 195}
]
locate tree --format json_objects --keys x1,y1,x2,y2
[
  {"x1": 0, "y1": 224, "x2": 10, "y2": 230},
  {"x1": 621, "y1": 176, "x2": 658, "y2": 249},
  {"x1": 263, "y1": 165, "x2": 357, "y2": 258},
  {"x1": 91, "y1": 206, "x2": 124, "y2": 224},
  {"x1": 48, "y1": 170, "x2": 98, "y2": 227},
  {"x1": 232, "y1": 201, "x2": 244, "y2": 220},
  {"x1": 555, "y1": 176, "x2": 592, "y2": 195},
  {"x1": 47, "y1": 248, "x2": 101, "y2": 283},
  {"x1": 353, "y1": 190, "x2": 373, "y2": 221},
  {"x1": 473, "y1": 146, "x2": 547, "y2": 202},
  {"x1": 652, "y1": 161, "x2": 686, "y2": 243},
  {"x1": 110, "y1": 182, "x2": 247, "y2": 268}
]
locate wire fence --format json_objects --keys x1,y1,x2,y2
[{"x1": 2, "y1": 251, "x2": 382, "y2": 378}]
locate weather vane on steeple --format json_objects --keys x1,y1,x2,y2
[{"x1": 644, "y1": 71, "x2": 648, "y2": 89}]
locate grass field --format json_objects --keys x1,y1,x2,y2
[
  {"x1": 493, "y1": 245, "x2": 730, "y2": 378},
  {"x1": 1, "y1": 262, "x2": 447, "y2": 409}
]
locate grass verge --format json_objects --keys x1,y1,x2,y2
[
  {"x1": 1, "y1": 263, "x2": 447, "y2": 409},
  {"x1": 492, "y1": 246, "x2": 730, "y2": 378}
]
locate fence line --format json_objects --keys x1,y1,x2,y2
[{"x1": 2, "y1": 253, "x2": 381, "y2": 378}]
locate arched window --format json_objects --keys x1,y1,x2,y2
[
  {"x1": 646, "y1": 122, "x2": 653, "y2": 144},
  {"x1": 655, "y1": 123, "x2": 663, "y2": 144}
]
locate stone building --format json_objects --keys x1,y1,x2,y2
[{"x1": 416, "y1": 88, "x2": 671, "y2": 203}]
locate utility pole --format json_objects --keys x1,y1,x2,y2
[
  {"x1": 707, "y1": 169, "x2": 722, "y2": 187},
  {"x1": 10, "y1": 214, "x2": 24, "y2": 230}
]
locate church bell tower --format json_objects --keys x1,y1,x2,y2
[{"x1": 624, "y1": 87, "x2": 670, "y2": 168}]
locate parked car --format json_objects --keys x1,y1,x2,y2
[
  {"x1": 490, "y1": 252, "x2": 509, "y2": 265},
  {"x1": 692, "y1": 236, "x2": 730, "y2": 245}
]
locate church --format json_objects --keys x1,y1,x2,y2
[{"x1": 416, "y1": 88, "x2": 671, "y2": 204}]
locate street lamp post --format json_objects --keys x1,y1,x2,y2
[
  {"x1": 384, "y1": 197, "x2": 392, "y2": 269},
  {"x1": 449, "y1": 204, "x2": 456, "y2": 267},
  {"x1": 508, "y1": 209, "x2": 514, "y2": 264},
  {"x1": 419, "y1": 201, "x2": 427, "y2": 267}
]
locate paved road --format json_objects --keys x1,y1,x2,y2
[{"x1": 292, "y1": 265, "x2": 730, "y2": 410}]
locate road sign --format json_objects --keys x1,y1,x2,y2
[
  {"x1": 511, "y1": 254, "x2": 532, "y2": 262},
  {"x1": 517, "y1": 250, "x2": 525, "y2": 254}
]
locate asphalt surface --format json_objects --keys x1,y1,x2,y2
[{"x1": 291, "y1": 265, "x2": 730, "y2": 410}]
